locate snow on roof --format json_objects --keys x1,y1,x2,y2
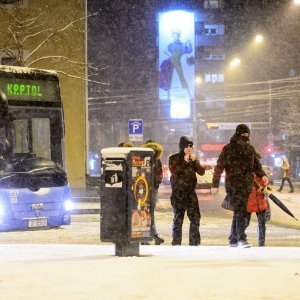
[
  {"x1": 101, "y1": 147, "x2": 153, "y2": 159},
  {"x1": 0, "y1": 65, "x2": 58, "y2": 77}
]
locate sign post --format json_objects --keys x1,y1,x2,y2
[{"x1": 128, "y1": 119, "x2": 143, "y2": 142}]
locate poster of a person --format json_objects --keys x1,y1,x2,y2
[{"x1": 158, "y1": 11, "x2": 195, "y2": 101}]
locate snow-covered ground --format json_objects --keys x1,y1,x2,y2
[
  {"x1": 1, "y1": 244, "x2": 300, "y2": 299},
  {"x1": 1, "y1": 186, "x2": 300, "y2": 299}
]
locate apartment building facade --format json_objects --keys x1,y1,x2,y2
[{"x1": 0, "y1": 0, "x2": 87, "y2": 187}]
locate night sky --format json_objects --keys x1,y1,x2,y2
[{"x1": 87, "y1": 0, "x2": 299, "y2": 92}]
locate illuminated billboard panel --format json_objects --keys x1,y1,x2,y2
[
  {"x1": 170, "y1": 90, "x2": 191, "y2": 119},
  {"x1": 158, "y1": 10, "x2": 195, "y2": 119}
]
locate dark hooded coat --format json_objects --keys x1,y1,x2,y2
[
  {"x1": 212, "y1": 133, "x2": 266, "y2": 195},
  {"x1": 169, "y1": 136, "x2": 205, "y2": 193}
]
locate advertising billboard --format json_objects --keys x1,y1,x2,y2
[{"x1": 158, "y1": 10, "x2": 195, "y2": 119}]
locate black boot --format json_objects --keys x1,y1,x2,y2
[{"x1": 154, "y1": 234, "x2": 164, "y2": 245}]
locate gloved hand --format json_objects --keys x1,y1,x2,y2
[{"x1": 211, "y1": 187, "x2": 219, "y2": 194}]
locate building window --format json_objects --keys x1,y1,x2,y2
[
  {"x1": 204, "y1": 0, "x2": 221, "y2": 9},
  {"x1": 218, "y1": 74, "x2": 224, "y2": 83},
  {"x1": 1, "y1": 57, "x2": 20, "y2": 66},
  {"x1": 211, "y1": 74, "x2": 218, "y2": 83},
  {"x1": 204, "y1": 24, "x2": 225, "y2": 36},
  {"x1": 204, "y1": 47, "x2": 225, "y2": 60},
  {"x1": 205, "y1": 74, "x2": 211, "y2": 83},
  {"x1": 0, "y1": 0, "x2": 25, "y2": 7},
  {"x1": 0, "y1": 50, "x2": 28, "y2": 66},
  {"x1": 195, "y1": 22, "x2": 205, "y2": 35},
  {"x1": 205, "y1": 73, "x2": 225, "y2": 83}
]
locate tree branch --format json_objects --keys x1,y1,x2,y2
[
  {"x1": 27, "y1": 55, "x2": 106, "y2": 72},
  {"x1": 24, "y1": 10, "x2": 101, "y2": 63},
  {"x1": 55, "y1": 70, "x2": 110, "y2": 86},
  {"x1": 22, "y1": 28, "x2": 53, "y2": 43}
]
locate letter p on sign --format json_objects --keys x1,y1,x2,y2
[{"x1": 129, "y1": 119, "x2": 143, "y2": 142}]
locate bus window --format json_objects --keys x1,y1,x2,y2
[
  {"x1": 12, "y1": 118, "x2": 51, "y2": 160},
  {"x1": 13, "y1": 119, "x2": 29, "y2": 153},
  {"x1": 32, "y1": 118, "x2": 51, "y2": 160},
  {"x1": 0, "y1": 127, "x2": 8, "y2": 156}
]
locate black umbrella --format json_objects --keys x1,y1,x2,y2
[
  {"x1": 253, "y1": 178, "x2": 298, "y2": 221},
  {"x1": 262, "y1": 186, "x2": 298, "y2": 221}
]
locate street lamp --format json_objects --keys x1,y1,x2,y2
[
  {"x1": 196, "y1": 76, "x2": 202, "y2": 85},
  {"x1": 255, "y1": 34, "x2": 264, "y2": 44},
  {"x1": 293, "y1": 0, "x2": 300, "y2": 5},
  {"x1": 229, "y1": 57, "x2": 241, "y2": 69}
]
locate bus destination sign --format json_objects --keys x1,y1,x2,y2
[{"x1": 0, "y1": 79, "x2": 59, "y2": 102}]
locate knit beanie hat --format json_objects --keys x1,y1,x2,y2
[{"x1": 235, "y1": 124, "x2": 250, "y2": 135}]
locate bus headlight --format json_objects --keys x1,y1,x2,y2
[{"x1": 63, "y1": 199, "x2": 73, "y2": 211}]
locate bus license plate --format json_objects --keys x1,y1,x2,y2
[{"x1": 28, "y1": 218, "x2": 47, "y2": 228}]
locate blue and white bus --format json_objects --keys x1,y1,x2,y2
[{"x1": 0, "y1": 66, "x2": 72, "y2": 231}]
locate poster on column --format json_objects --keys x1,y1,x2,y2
[
  {"x1": 158, "y1": 10, "x2": 195, "y2": 119},
  {"x1": 130, "y1": 154, "x2": 152, "y2": 239}
]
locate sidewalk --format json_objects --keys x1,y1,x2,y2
[{"x1": 1, "y1": 243, "x2": 300, "y2": 299}]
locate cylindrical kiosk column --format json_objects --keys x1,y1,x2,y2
[{"x1": 100, "y1": 147, "x2": 154, "y2": 256}]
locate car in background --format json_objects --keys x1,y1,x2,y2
[
  {"x1": 195, "y1": 164, "x2": 274, "y2": 188},
  {"x1": 162, "y1": 163, "x2": 215, "y2": 187},
  {"x1": 196, "y1": 163, "x2": 214, "y2": 189},
  {"x1": 162, "y1": 162, "x2": 224, "y2": 189},
  {"x1": 262, "y1": 165, "x2": 274, "y2": 185}
]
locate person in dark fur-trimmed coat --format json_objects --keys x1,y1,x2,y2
[
  {"x1": 168, "y1": 136, "x2": 205, "y2": 246},
  {"x1": 141, "y1": 139, "x2": 164, "y2": 245}
]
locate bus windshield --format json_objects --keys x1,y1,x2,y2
[
  {"x1": 8, "y1": 107, "x2": 64, "y2": 165},
  {"x1": 0, "y1": 66, "x2": 64, "y2": 164},
  {"x1": 0, "y1": 66, "x2": 66, "y2": 184}
]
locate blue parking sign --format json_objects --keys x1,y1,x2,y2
[{"x1": 128, "y1": 119, "x2": 143, "y2": 141}]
